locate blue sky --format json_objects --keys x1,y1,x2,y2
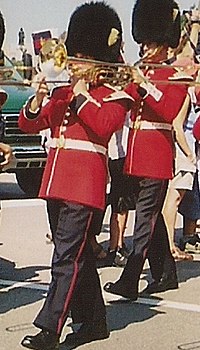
[{"x1": 0, "y1": 0, "x2": 198, "y2": 63}]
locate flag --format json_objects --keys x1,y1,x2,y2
[{"x1": 31, "y1": 30, "x2": 52, "y2": 55}]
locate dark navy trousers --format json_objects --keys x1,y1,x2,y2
[
  {"x1": 34, "y1": 200, "x2": 106, "y2": 335},
  {"x1": 117, "y1": 177, "x2": 176, "y2": 295}
]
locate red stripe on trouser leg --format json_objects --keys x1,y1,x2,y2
[{"x1": 57, "y1": 211, "x2": 93, "y2": 334}]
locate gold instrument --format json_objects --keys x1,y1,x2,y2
[
  {"x1": 1, "y1": 38, "x2": 200, "y2": 87},
  {"x1": 39, "y1": 38, "x2": 67, "y2": 74},
  {"x1": 38, "y1": 39, "x2": 136, "y2": 88}
]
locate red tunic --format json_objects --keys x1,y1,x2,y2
[
  {"x1": 193, "y1": 115, "x2": 200, "y2": 141},
  {"x1": 124, "y1": 66, "x2": 188, "y2": 179},
  {"x1": 19, "y1": 84, "x2": 131, "y2": 210}
]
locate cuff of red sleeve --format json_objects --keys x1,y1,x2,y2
[{"x1": 25, "y1": 98, "x2": 41, "y2": 119}]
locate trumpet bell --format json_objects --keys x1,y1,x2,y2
[
  {"x1": 39, "y1": 39, "x2": 67, "y2": 75},
  {"x1": 53, "y1": 43, "x2": 68, "y2": 71}
]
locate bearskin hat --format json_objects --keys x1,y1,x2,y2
[
  {"x1": 0, "y1": 11, "x2": 5, "y2": 49},
  {"x1": 132, "y1": 0, "x2": 181, "y2": 48},
  {"x1": 65, "y1": 1, "x2": 123, "y2": 63}
]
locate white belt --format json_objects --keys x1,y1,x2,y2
[
  {"x1": 50, "y1": 137, "x2": 107, "y2": 156},
  {"x1": 132, "y1": 120, "x2": 172, "y2": 131}
]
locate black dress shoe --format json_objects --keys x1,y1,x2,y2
[
  {"x1": 105, "y1": 250, "x2": 117, "y2": 266},
  {"x1": 21, "y1": 330, "x2": 59, "y2": 350},
  {"x1": 64, "y1": 318, "x2": 109, "y2": 346},
  {"x1": 141, "y1": 274, "x2": 178, "y2": 295},
  {"x1": 104, "y1": 281, "x2": 138, "y2": 300},
  {"x1": 119, "y1": 243, "x2": 130, "y2": 258},
  {"x1": 114, "y1": 249, "x2": 127, "y2": 267},
  {"x1": 183, "y1": 234, "x2": 200, "y2": 246}
]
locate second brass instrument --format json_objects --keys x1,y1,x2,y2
[{"x1": 1, "y1": 38, "x2": 199, "y2": 88}]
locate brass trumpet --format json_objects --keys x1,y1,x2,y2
[
  {"x1": 39, "y1": 38, "x2": 135, "y2": 88},
  {"x1": 39, "y1": 41, "x2": 198, "y2": 88},
  {"x1": 0, "y1": 38, "x2": 199, "y2": 87}
]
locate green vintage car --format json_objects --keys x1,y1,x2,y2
[{"x1": 0, "y1": 55, "x2": 46, "y2": 197}]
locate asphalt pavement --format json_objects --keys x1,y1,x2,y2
[{"x1": 0, "y1": 174, "x2": 200, "y2": 350}]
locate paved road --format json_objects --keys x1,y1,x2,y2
[{"x1": 0, "y1": 178, "x2": 200, "y2": 350}]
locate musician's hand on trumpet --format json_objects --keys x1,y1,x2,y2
[
  {"x1": 132, "y1": 67, "x2": 148, "y2": 86},
  {"x1": 184, "y1": 8, "x2": 200, "y2": 24},
  {"x1": 30, "y1": 76, "x2": 49, "y2": 112},
  {"x1": 72, "y1": 78, "x2": 89, "y2": 97}
]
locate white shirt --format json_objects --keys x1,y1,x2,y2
[{"x1": 108, "y1": 111, "x2": 131, "y2": 160}]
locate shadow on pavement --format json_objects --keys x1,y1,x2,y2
[
  {"x1": 0, "y1": 182, "x2": 26, "y2": 200},
  {"x1": 0, "y1": 257, "x2": 50, "y2": 313},
  {"x1": 59, "y1": 298, "x2": 164, "y2": 349},
  {"x1": 98, "y1": 234, "x2": 200, "y2": 286},
  {"x1": 106, "y1": 298, "x2": 165, "y2": 330},
  {"x1": 176, "y1": 260, "x2": 200, "y2": 283}
]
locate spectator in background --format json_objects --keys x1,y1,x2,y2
[
  {"x1": 183, "y1": 92, "x2": 200, "y2": 248},
  {"x1": 162, "y1": 8, "x2": 200, "y2": 260},
  {"x1": 106, "y1": 111, "x2": 134, "y2": 266},
  {"x1": 89, "y1": 112, "x2": 135, "y2": 267}
]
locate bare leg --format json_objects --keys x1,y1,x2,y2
[
  {"x1": 109, "y1": 211, "x2": 128, "y2": 250},
  {"x1": 162, "y1": 187, "x2": 193, "y2": 260},
  {"x1": 162, "y1": 187, "x2": 185, "y2": 250}
]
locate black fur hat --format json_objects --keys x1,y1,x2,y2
[
  {"x1": 132, "y1": 0, "x2": 181, "y2": 48},
  {"x1": 65, "y1": 1, "x2": 123, "y2": 62},
  {"x1": 0, "y1": 11, "x2": 5, "y2": 49}
]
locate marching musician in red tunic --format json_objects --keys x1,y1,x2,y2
[
  {"x1": 19, "y1": 3, "x2": 133, "y2": 350},
  {"x1": 104, "y1": 0, "x2": 188, "y2": 299}
]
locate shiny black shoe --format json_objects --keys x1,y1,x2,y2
[
  {"x1": 105, "y1": 250, "x2": 116, "y2": 266},
  {"x1": 104, "y1": 281, "x2": 138, "y2": 300},
  {"x1": 183, "y1": 234, "x2": 200, "y2": 246},
  {"x1": 113, "y1": 249, "x2": 127, "y2": 267},
  {"x1": 21, "y1": 330, "x2": 59, "y2": 350},
  {"x1": 141, "y1": 274, "x2": 178, "y2": 295},
  {"x1": 64, "y1": 318, "x2": 110, "y2": 346},
  {"x1": 105, "y1": 249, "x2": 127, "y2": 267},
  {"x1": 119, "y1": 243, "x2": 130, "y2": 258}
]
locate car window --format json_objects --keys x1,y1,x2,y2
[{"x1": 3, "y1": 55, "x2": 24, "y2": 81}]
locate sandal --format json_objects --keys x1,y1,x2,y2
[{"x1": 171, "y1": 246, "x2": 193, "y2": 261}]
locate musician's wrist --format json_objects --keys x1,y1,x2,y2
[
  {"x1": 30, "y1": 96, "x2": 42, "y2": 112},
  {"x1": 191, "y1": 20, "x2": 200, "y2": 25}
]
